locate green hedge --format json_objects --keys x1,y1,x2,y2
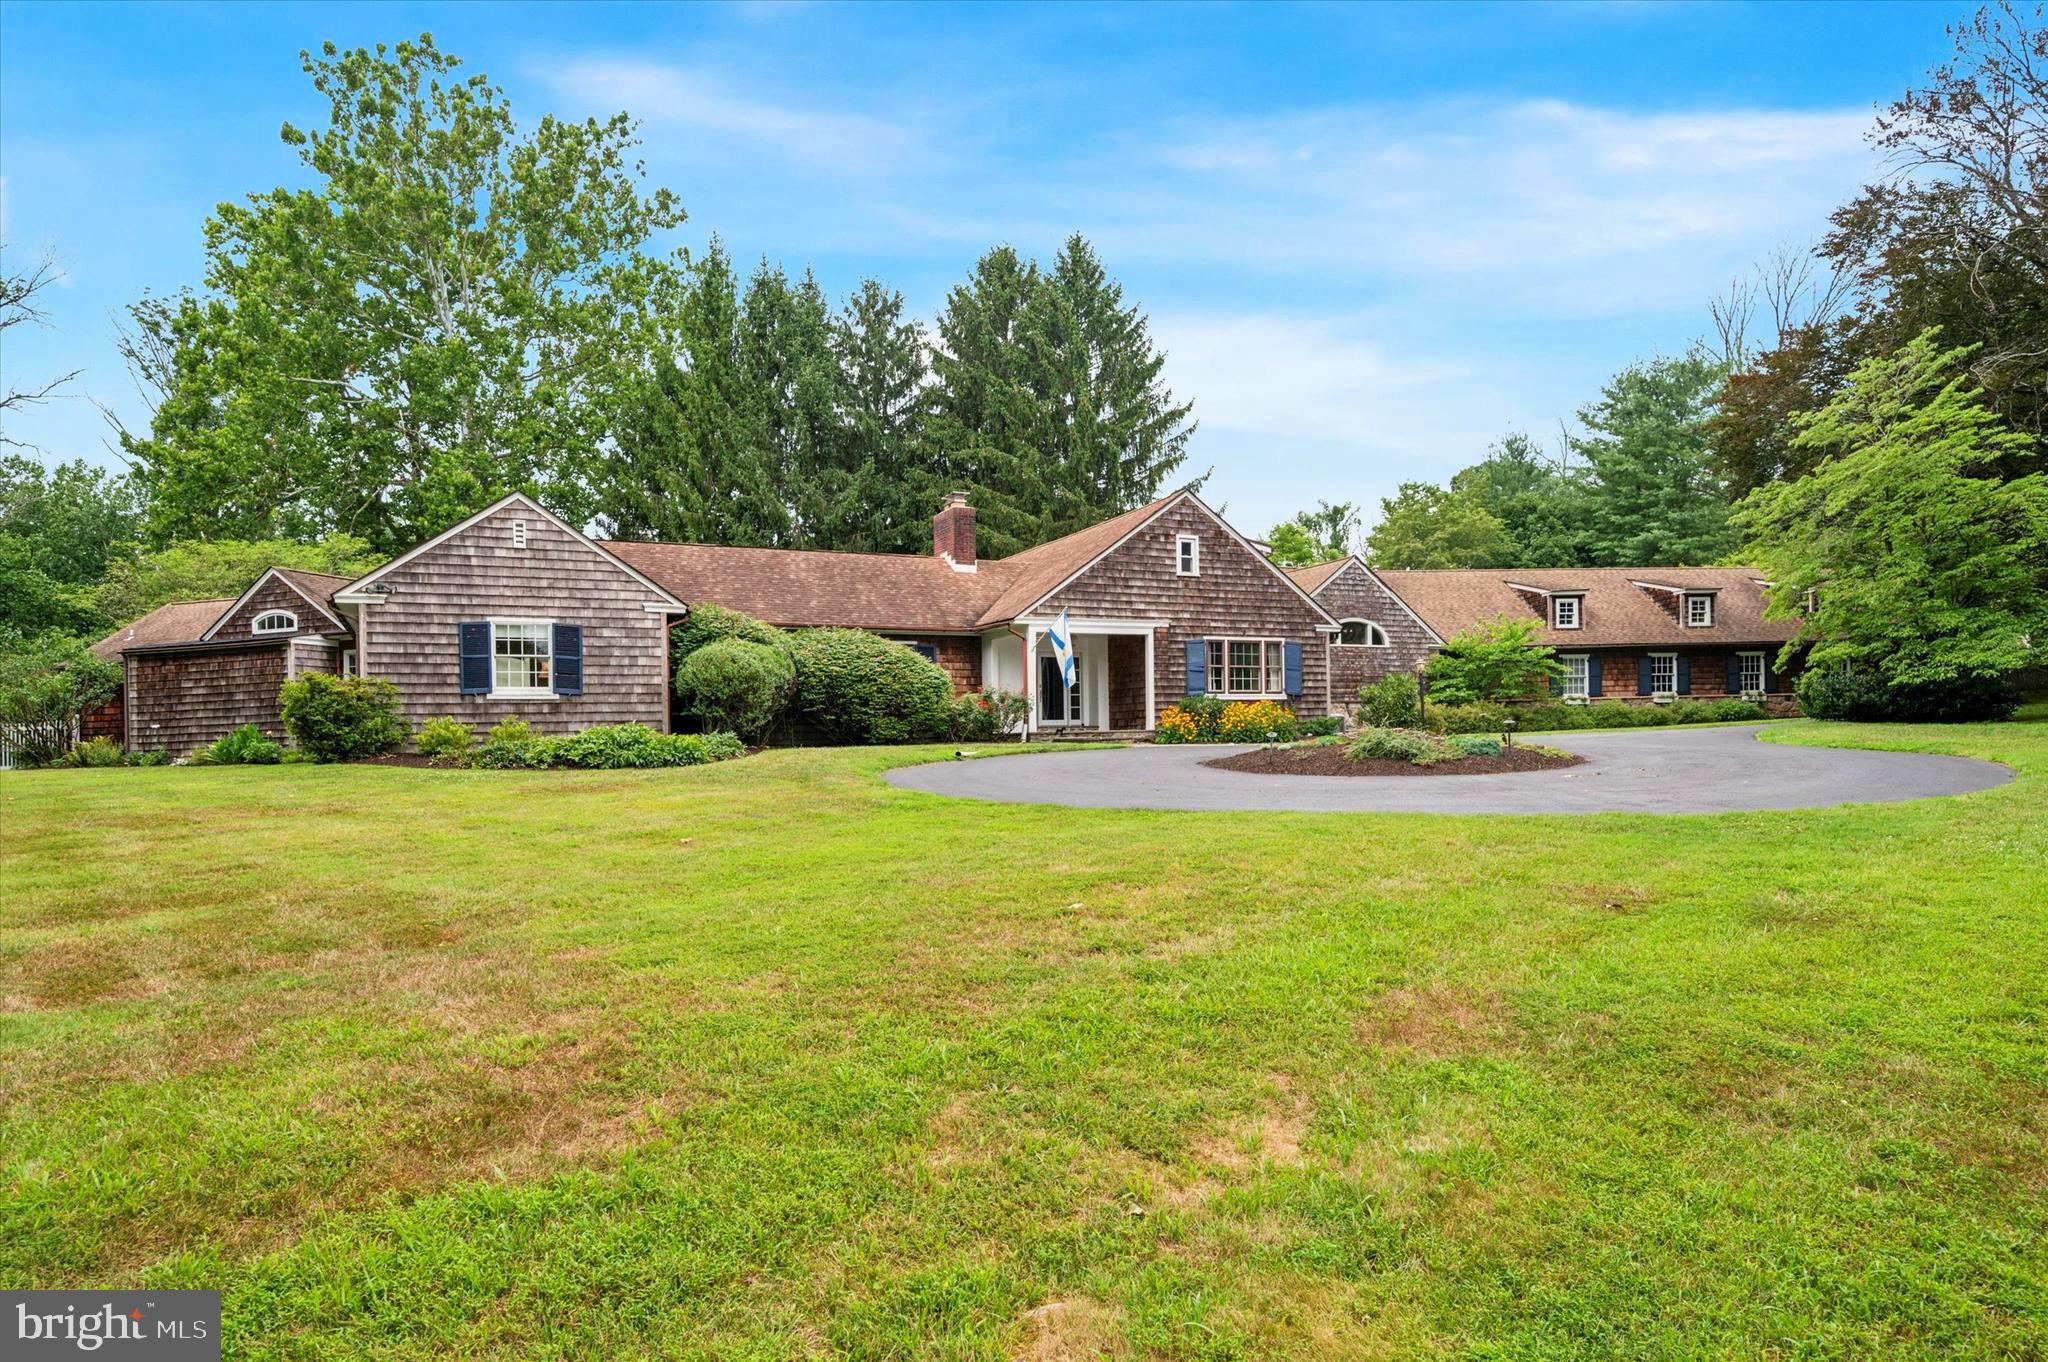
[
  {"x1": 677, "y1": 638, "x2": 796, "y2": 741},
  {"x1": 672, "y1": 604, "x2": 792, "y2": 663},
  {"x1": 788, "y1": 629, "x2": 954, "y2": 744},
  {"x1": 277, "y1": 673, "x2": 406, "y2": 762},
  {"x1": 1796, "y1": 668, "x2": 2017, "y2": 722},
  {"x1": 1427, "y1": 697, "x2": 1769, "y2": 734},
  {"x1": 473, "y1": 722, "x2": 745, "y2": 770}
]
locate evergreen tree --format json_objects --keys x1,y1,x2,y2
[
  {"x1": 1572, "y1": 352, "x2": 1736, "y2": 566},
  {"x1": 1449, "y1": 433, "x2": 1589, "y2": 567},
  {"x1": 829, "y1": 280, "x2": 931, "y2": 552}
]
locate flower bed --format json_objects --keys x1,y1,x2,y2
[
  {"x1": 1153, "y1": 698, "x2": 1339, "y2": 743},
  {"x1": 1204, "y1": 731, "x2": 1582, "y2": 778}
]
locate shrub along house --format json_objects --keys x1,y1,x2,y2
[{"x1": 87, "y1": 489, "x2": 1801, "y2": 756}]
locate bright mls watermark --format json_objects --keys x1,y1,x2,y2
[{"x1": 5, "y1": 1292, "x2": 219, "y2": 1359}]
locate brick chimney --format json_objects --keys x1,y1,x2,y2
[{"x1": 932, "y1": 491, "x2": 977, "y2": 570}]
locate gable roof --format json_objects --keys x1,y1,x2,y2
[
  {"x1": 601, "y1": 539, "x2": 1009, "y2": 632},
  {"x1": 1281, "y1": 558, "x2": 1352, "y2": 595},
  {"x1": 200, "y1": 565, "x2": 353, "y2": 640},
  {"x1": 968, "y1": 494, "x2": 1185, "y2": 626},
  {"x1": 1289, "y1": 556, "x2": 1444, "y2": 644},
  {"x1": 339, "y1": 492, "x2": 686, "y2": 608},
  {"x1": 1375, "y1": 566, "x2": 1797, "y2": 647},
  {"x1": 91, "y1": 598, "x2": 233, "y2": 660}
]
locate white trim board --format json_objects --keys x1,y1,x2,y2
[{"x1": 200, "y1": 567, "x2": 350, "y2": 641}]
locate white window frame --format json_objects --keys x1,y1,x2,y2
[
  {"x1": 489, "y1": 617, "x2": 557, "y2": 699},
  {"x1": 1560, "y1": 653, "x2": 1590, "y2": 699},
  {"x1": 340, "y1": 648, "x2": 357, "y2": 678},
  {"x1": 252, "y1": 609, "x2": 298, "y2": 635},
  {"x1": 1337, "y1": 619, "x2": 1389, "y2": 648},
  {"x1": 1176, "y1": 533, "x2": 1200, "y2": 576},
  {"x1": 1649, "y1": 651, "x2": 1677, "y2": 696},
  {"x1": 1205, "y1": 636, "x2": 1288, "y2": 698},
  {"x1": 1684, "y1": 594, "x2": 1714, "y2": 627},
  {"x1": 1553, "y1": 595, "x2": 1582, "y2": 629},
  {"x1": 1738, "y1": 650, "x2": 1765, "y2": 696}
]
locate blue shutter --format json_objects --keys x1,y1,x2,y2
[
  {"x1": 1763, "y1": 652, "x2": 1778, "y2": 694},
  {"x1": 1637, "y1": 655, "x2": 1653, "y2": 696},
  {"x1": 459, "y1": 621, "x2": 491, "y2": 695},
  {"x1": 1283, "y1": 640, "x2": 1303, "y2": 697},
  {"x1": 552, "y1": 623, "x2": 584, "y2": 696},
  {"x1": 1184, "y1": 640, "x2": 1207, "y2": 697},
  {"x1": 1677, "y1": 655, "x2": 1692, "y2": 695},
  {"x1": 1588, "y1": 658, "x2": 1603, "y2": 698},
  {"x1": 1726, "y1": 653, "x2": 1742, "y2": 694}
]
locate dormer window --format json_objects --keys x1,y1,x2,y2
[
  {"x1": 1684, "y1": 593, "x2": 1714, "y2": 627},
  {"x1": 252, "y1": 610, "x2": 298, "y2": 635},
  {"x1": 1176, "y1": 534, "x2": 1200, "y2": 576},
  {"x1": 1553, "y1": 596, "x2": 1581, "y2": 630}
]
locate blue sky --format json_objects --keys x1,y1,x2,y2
[{"x1": 0, "y1": 0, "x2": 1971, "y2": 536}]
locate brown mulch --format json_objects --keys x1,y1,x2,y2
[{"x1": 1203, "y1": 743, "x2": 1584, "y2": 778}]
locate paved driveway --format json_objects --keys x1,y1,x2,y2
[{"x1": 884, "y1": 724, "x2": 2012, "y2": 814}]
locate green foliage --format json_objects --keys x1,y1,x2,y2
[
  {"x1": 473, "y1": 722, "x2": 745, "y2": 770},
  {"x1": 1737, "y1": 331, "x2": 2048, "y2": 689},
  {"x1": 1264, "y1": 501, "x2": 1360, "y2": 567},
  {"x1": 277, "y1": 672, "x2": 406, "y2": 762},
  {"x1": 1426, "y1": 616, "x2": 1564, "y2": 705},
  {"x1": 1448, "y1": 734, "x2": 1504, "y2": 758},
  {"x1": 1422, "y1": 702, "x2": 1511, "y2": 735},
  {"x1": 0, "y1": 456, "x2": 142, "y2": 636},
  {"x1": 948, "y1": 690, "x2": 1030, "y2": 742},
  {"x1": 1571, "y1": 349, "x2": 1736, "y2": 566},
  {"x1": 91, "y1": 536, "x2": 379, "y2": 626},
  {"x1": 1296, "y1": 715, "x2": 1343, "y2": 739},
  {"x1": 0, "y1": 631, "x2": 122, "y2": 767},
  {"x1": 788, "y1": 629, "x2": 953, "y2": 744},
  {"x1": 58, "y1": 736, "x2": 130, "y2": 768},
  {"x1": 1796, "y1": 667, "x2": 2017, "y2": 724},
  {"x1": 1345, "y1": 726, "x2": 1456, "y2": 764},
  {"x1": 193, "y1": 723, "x2": 284, "y2": 766},
  {"x1": 670, "y1": 604, "x2": 792, "y2": 665},
  {"x1": 675, "y1": 638, "x2": 795, "y2": 742},
  {"x1": 1357, "y1": 673, "x2": 1421, "y2": 729},
  {"x1": 130, "y1": 748, "x2": 171, "y2": 767},
  {"x1": 121, "y1": 34, "x2": 686, "y2": 552},
  {"x1": 414, "y1": 716, "x2": 476, "y2": 767},
  {"x1": 1449, "y1": 433, "x2": 1589, "y2": 568},
  {"x1": 1365, "y1": 481, "x2": 1516, "y2": 569},
  {"x1": 1504, "y1": 698, "x2": 1770, "y2": 732}
]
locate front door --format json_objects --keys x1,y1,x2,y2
[{"x1": 1037, "y1": 654, "x2": 1083, "y2": 725}]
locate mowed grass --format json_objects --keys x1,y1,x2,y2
[{"x1": 1, "y1": 718, "x2": 2044, "y2": 1360}]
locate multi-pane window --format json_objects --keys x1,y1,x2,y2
[
  {"x1": 1207, "y1": 638, "x2": 1285, "y2": 696},
  {"x1": 494, "y1": 622, "x2": 552, "y2": 693},
  {"x1": 1553, "y1": 596, "x2": 1581, "y2": 629},
  {"x1": 1561, "y1": 655, "x2": 1590, "y2": 698},
  {"x1": 1685, "y1": 593, "x2": 1714, "y2": 627},
  {"x1": 1738, "y1": 651, "x2": 1765, "y2": 694},
  {"x1": 253, "y1": 610, "x2": 297, "y2": 634},
  {"x1": 1649, "y1": 653, "x2": 1677, "y2": 693},
  {"x1": 1177, "y1": 534, "x2": 1200, "y2": 575},
  {"x1": 1339, "y1": 620, "x2": 1388, "y2": 646}
]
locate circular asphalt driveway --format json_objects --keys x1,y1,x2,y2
[{"x1": 884, "y1": 724, "x2": 2012, "y2": 815}]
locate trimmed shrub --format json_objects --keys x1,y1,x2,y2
[
  {"x1": 475, "y1": 722, "x2": 745, "y2": 770},
  {"x1": 1424, "y1": 702, "x2": 1509, "y2": 735},
  {"x1": 789, "y1": 629, "x2": 953, "y2": 744},
  {"x1": 416, "y1": 716, "x2": 476, "y2": 767},
  {"x1": 194, "y1": 723, "x2": 284, "y2": 766},
  {"x1": 671, "y1": 604, "x2": 792, "y2": 664},
  {"x1": 1297, "y1": 715, "x2": 1343, "y2": 739},
  {"x1": 676, "y1": 637, "x2": 795, "y2": 742},
  {"x1": 1448, "y1": 733, "x2": 1503, "y2": 758},
  {"x1": 278, "y1": 672, "x2": 406, "y2": 762},
  {"x1": 1345, "y1": 726, "x2": 1454, "y2": 765},
  {"x1": 950, "y1": 689, "x2": 1030, "y2": 741},
  {"x1": 1357, "y1": 673, "x2": 1420, "y2": 729},
  {"x1": 1796, "y1": 668, "x2": 2018, "y2": 723}
]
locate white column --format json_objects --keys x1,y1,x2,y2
[
  {"x1": 1022, "y1": 627, "x2": 1039, "y2": 737},
  {"x1": 1144, "y1": 629, "x2": 1157, "y2": 731}
]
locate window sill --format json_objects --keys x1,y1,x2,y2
[
  {"x1": 488, "y1": 689, "x2": 561, "y2": 701},
  {"x1": 1333, "y1": 642, "x2": 1391, "y2": 649},
  {"x1": 1207, "y1": 693, "x2": 1290, "y2": 702}
]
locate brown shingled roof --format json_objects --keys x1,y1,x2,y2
[
  {"x1": 602, "y1": 493, "x2": 1187, "y2": 633},
  {"x1": 1375, "y1": 567, "x2": 1798, "y2": 648},
  {"x1": 1281, "y1": 558, "x2": 1352, "y2": 595},
  {"x1": 90, "y1": 598, "x2": 233, "y2": 660}
]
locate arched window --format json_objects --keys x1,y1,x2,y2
[
  {"x1": 252, "y1": 610, "x2": 298, "y2": 635},
  {"x1": 1338, "y1": 619, "x2": 1388, "y2": 647}
]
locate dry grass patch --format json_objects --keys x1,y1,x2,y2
[
  {"x1": 1358, "y1": 986, "x2": 1509, "y2": 1059},
  {"x1": 1010, "y1": 1296, "x2": 1123, "y2": 1361}
]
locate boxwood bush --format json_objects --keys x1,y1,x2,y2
[
  {"x1": 472, "y1": 722, "x2": 745, "y2": 770},
  {"x1": 278, "y1": 672, "x2": 406, "y2": 762},
  {"x1": 788, "y1": 629, "x2": 953, "y2": 744},
  {"x1": 676, "y1": 637, "x2": 795, "y2": 742}
]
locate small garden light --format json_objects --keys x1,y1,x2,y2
[{"x1": 1502, "y1": 717, "x2": 1517, "y2": 749}]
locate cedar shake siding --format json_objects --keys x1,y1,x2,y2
[
  {"x1": 127, "y1": 641, "x2": 290, "y2": 755},
  {"x1": 354, "y1": 503, "x2": 675, "y2": 738},
  {"x1": 1036, "y1": 499, "x2": 1335, "y2": 718},
  {"x1": 212, "y1": 574, "x2": 347, "y2": 640},
  {"x1": 1303, "y1": 560, "x2": 1437, "y2": 709}
]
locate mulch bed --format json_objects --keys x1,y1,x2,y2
[{"x1": 1203, "y1": 743, "x2": 1585, "y2": 778}]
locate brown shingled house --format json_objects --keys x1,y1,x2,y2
[{"x1": 88, "y1": 489, "x2": 1801, "y2": 757}]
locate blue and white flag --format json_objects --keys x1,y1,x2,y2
[{"x1": 1047, "y1": 610, "x2": 1076, "y2": 690}]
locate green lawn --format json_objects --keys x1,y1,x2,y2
[{"x1": 2, "y1": 717, "x2": 2044, "y2": 1359}]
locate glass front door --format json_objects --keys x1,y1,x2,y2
[{"x1": 1037, "y1": 654, "x2": 1083, "y2": 724}]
